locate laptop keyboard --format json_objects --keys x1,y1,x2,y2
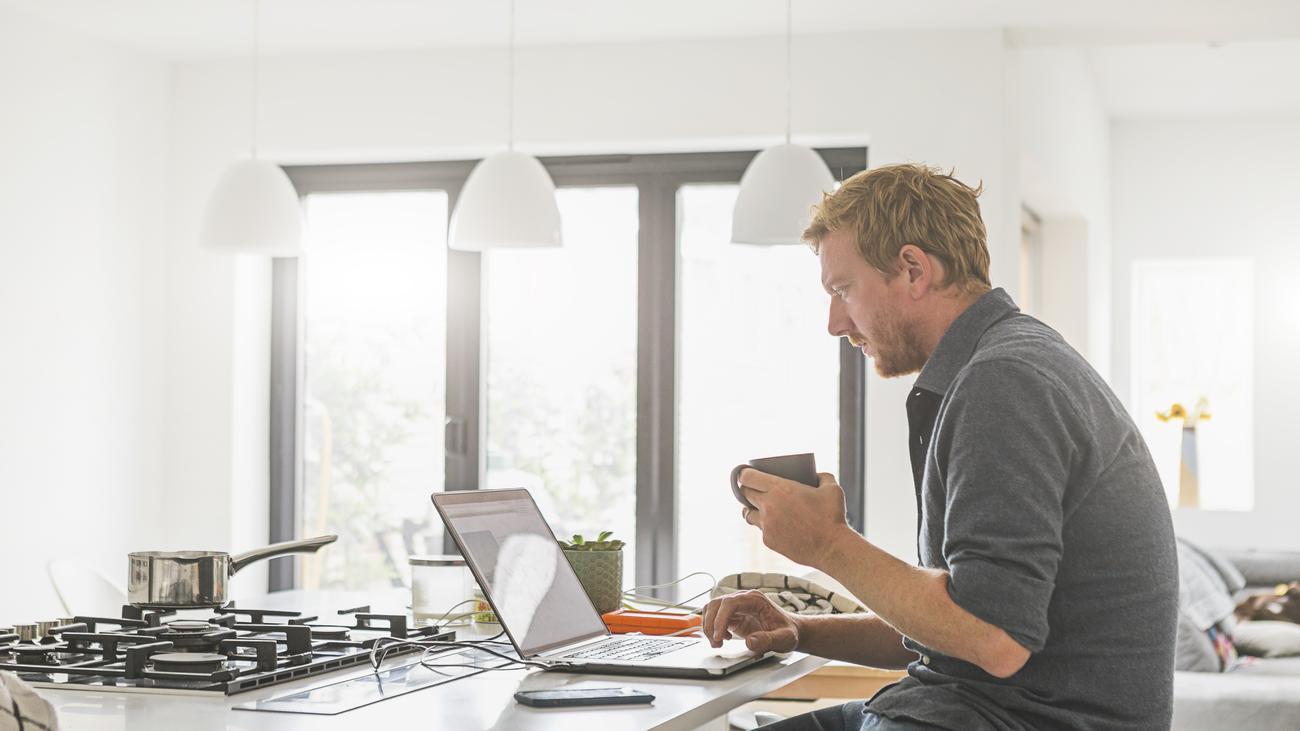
[{"x1": 564, "y1": 636, "x2": 697, "y2": 662}]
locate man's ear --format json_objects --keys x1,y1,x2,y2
[{"x1": 898, "y1": 244, "x2": 930, "y2": 295}]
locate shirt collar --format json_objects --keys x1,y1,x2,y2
[{"x1": 913, "y1": 287, "x2": 1019, "y2": 396}]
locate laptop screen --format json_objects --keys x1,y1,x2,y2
[{"x1": 433, "y1": 489, "x2": 609, "y2": 657}]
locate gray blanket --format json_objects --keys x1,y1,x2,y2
[{"x1": 1178, "y1": 538, "x2": 1246, "y2": 632}]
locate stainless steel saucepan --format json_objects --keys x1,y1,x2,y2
[{"x1": 127, "y1": 535, "x2": 337, "y2": 608}]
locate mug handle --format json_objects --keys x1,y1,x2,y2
[{"x1": 730, "y1": 464, "x2": 756, "y2": 509}]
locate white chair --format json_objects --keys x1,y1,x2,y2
[{"x1": 46, "y1": 560, "x2": 127, "y2": 617}]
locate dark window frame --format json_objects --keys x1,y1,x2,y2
[{"x1": 271, "y1": 148, "x2": 868, "y2": 594}]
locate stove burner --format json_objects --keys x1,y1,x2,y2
[
  {"x1": 145, "y1": 621, "x2": 238, "y2": 652},
  {"x1": 163, "y1": 620, "x2": 215, "y2": 634},
  {"x1": 150, "y1": 652, "x2": 227, "y2": 674},
  {"x1": 307, "y1": 626, "x2": 350, "y2": 641},
  {"x1": 2, "y1": 604, "x2": 456, "y2": 695},
  {"x1": 11, "y1": 645, "x2": 59, "y2": 665}
]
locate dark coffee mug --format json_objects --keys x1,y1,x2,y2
[{"x1": 729, "y1": 453, "x2": 819, "y2": 510}]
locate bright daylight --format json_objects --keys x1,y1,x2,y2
[{"x1": 3, "y1": 1, "x2": 1300, "y2": 730}]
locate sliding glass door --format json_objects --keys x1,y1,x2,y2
[
  {"x1": 483, "y1": 186, "x2": 640, "y2": 588},
  {"x1": 277, "y1": 149, "x2": 867, "y2": 596}
]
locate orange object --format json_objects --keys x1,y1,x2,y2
[{"x1": 602, "y1": 609, "x2": 702, "y2": 636}]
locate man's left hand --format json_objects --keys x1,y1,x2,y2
[{"x1": 740, "y1": 470, "x2": 850, "y2": 568}]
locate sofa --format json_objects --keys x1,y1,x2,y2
[{"x1": 1172, "y1": 549, "x2": 1300, "y2": 731}]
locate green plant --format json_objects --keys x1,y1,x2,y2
[{"x1": 559, "y1": 531, "x2": 625, "y2": 551}]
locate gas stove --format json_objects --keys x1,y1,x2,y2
[{"x1": 0, "y1": 604, "x2": 455, "y2": 696}]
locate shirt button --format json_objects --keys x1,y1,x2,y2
[{"x1": 921, "y1": 655, "x2": 931, "y2": 665}]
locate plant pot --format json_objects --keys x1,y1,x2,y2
[{"x1": 563, "y1": 549, "x2": 623, "y2": 614}]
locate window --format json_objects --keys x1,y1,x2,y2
[
  {"x1": 1131, "y1": 259, "x2": 1254, "y2": 511},
  {"x1": 484, "y1": 186, "x2": 640, "y2": 588},
  {"x1": 1019, "y1": 206, "x2": 1042, "y2": 317},
  {"x1": 298, "y1": 191, "x2": 449, "y2": 590},
  {"x1": 278, "y1": 150, "x2": 867, "y2": 597},
  {"x1": 677, "y1": 184, "x2": 841, "y2": 578}
]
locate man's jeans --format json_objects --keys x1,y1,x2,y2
[{"x1": 762, "y1": 701, "x2": 946, "y2": 731}]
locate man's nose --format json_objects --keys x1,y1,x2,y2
[{"x1": 827, "y1": 298, "x2": 851, "y2": 338}]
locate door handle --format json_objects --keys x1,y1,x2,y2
[{"x1": 445, "y1": 417, "x2": 467, "y2": 455}]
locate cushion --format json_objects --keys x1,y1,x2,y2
[
  {"x1": 1173, "y1": 669, "x2": 1300, "y2": 731},
  {"x1": 1233, "y1": 621, "x2": 1300, "y2": 659},
  {"x1": 1220, "y1": 550, "x2": 1300, "y2": 588},
  {"x1": 1229, "y1": 656, "x2": 1300, "y2": 676}
]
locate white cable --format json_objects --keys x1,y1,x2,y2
[
  {"x1": 425, "y1": 599, "x2": 481, "y2": 627},
  {"x1": 623, "y1": 570, "x2": 717, "y2": 595},
  {"x1": 622, "y1": 571, "x2": 717, "y2": 613},
  {"x1": 366, "y1": 595, "x2": 531, "y2": 673}
]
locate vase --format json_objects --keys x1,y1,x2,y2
[{"x1": 563, "y1": 549, "x2": 623, "y2": 614}]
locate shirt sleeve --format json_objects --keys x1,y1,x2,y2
[{"x1": 932, "y1": 360, "x2": 1079, "y2": 654}]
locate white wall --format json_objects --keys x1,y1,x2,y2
[
  {"x1": 165, "y1": 28, "x2": 1020, "y2": 568},
  {"x1": 0, "y1": 7, "x2": 170, "y2": 619},
  {"x1": 1113, "y1": 119, "x2": 1300, "y2": 550},
  {"x1": 1016, "y1": 46, "x2": 1113, "y2": 377}
]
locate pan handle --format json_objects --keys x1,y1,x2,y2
[{"x1": 229, "y1": 535, "x2": 338, "y2": 575}]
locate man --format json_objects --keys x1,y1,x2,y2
[{"x1": 703, "y1": 164, "x2": 1178, "y2": 731}]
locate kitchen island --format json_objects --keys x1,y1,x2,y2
[{"x1": 34, "y1": 590, "x2": 826, "y2": 731}]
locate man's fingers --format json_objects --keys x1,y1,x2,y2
[
  {"x1": 816, "y1": 472, "x2": 840, "y2": 489},
  {"x1": 708, "y1": 596, "x2": 741, "y2": 646},
  {"x1": 742, "y1": 505, "x2": 760, "y2": 526},
  {"x1": 737, "y1": 468, "x2": 784, "y2": 493},
  {"x1": 707, "y1": 592, "x2": 770, "y2": 647},
  {"x1": 744, "y1": 630, "x2": 774, "y2": 653},
  {"x1": 702, "y1": 598, "x2": 720, "y2": 643}
]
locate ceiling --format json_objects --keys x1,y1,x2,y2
[
  {"x1": 1090, "y1": 39, "x2": 1300, "y2": 118},
  {"x1": 4, "y1": 0, "x2": 1300, "y2": 59},
  {"x1": 5, "y1": 0, "x2": 1300, "y2": 118}
]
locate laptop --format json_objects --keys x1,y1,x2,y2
[{"x1": 431, "y1": 488, "x2": 775, "y2": 678}]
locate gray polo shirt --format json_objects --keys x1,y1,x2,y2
[{"x1": 866, "y1": 288, "x2": 1178, "y2": 731}]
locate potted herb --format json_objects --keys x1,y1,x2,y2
[{"x1": 560, "y1": 531, "x2": 624, "y2": 613}]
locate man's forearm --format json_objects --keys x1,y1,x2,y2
[
  {"x1": 815, "y1": 528, "x2": 1030, "y2": 678},
  {"x1": 793, "y1": 612, "x2": 917, "y2": 669}
]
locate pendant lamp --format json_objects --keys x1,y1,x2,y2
[
  {"x1": 731, "y1": 0, "x2": 835, "y2": 245},
  {"x1": 201, "y1": 0, "x2": 303, "y2": 256},
  {"x1": 449, "y1": 0, "x2": 562, "y2": 251}
]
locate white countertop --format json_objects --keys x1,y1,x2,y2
[{"x1": 37, "y1": 590, "x2": 826, "y2": 731}]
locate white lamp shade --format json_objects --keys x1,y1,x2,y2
[
  {"x1": 449, "y1": 150, "x2": 562, "y2": 251},
  {"x1": 201, "y1": 159, "x2": 303, "y2": 256},
  {"x1": 731, "y1": 143, "x2": 836, "y2": 245}
]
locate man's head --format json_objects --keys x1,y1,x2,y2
[{"x1": 804, "y1": 163, "x2": 992, "y2": 378}]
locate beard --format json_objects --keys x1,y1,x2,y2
[{"x1": 867, "y1": 300, "x2": 928, "y2": 378}]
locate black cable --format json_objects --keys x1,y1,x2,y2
[{"x1": 369, "y1": 635, "x2": 555, "y2": 674}]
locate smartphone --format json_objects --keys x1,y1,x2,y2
[{"x1": 514, "y1": 687, "x2": 655, "y2": 708}]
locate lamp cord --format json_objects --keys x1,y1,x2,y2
[
  {"x1": 784, "y1": 0, "x2": 792, "y2": 145},
  {"x1": 507, "y1": 0, "x2": 516, "y2": 152},
  {"x1": 250, "y1": 0, "x2": 261, "y2": 159}
]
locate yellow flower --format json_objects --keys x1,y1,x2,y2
[{"x1": 1155, "y1": 403, "x2": 1186, "y2": 423}]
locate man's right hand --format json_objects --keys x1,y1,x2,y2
[{"x1": 702, "y1": 590, "x2": 800, "y2": 653}]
